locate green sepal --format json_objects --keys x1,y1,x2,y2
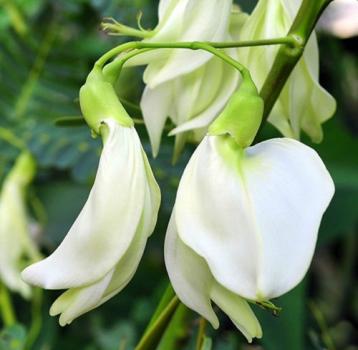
[
  {"x1": 208, "y1": 72, "x2": 264, "y2": 148},
  {"x1": 79, "y1": 66, "x2": 133, "y2": 134}
]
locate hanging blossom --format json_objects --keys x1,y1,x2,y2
[
  {"x1": 0, "y1": 152, "x2": 40, "y2": 298},
  {"x1": 238, "y1": 0, "x2": 336, "y2": 142},
  {"x1": 165, "y1": 71, "x2": 335, "y2": 341},
  {"x1": 127, "y1": 0, "x2": 246, "y2": 158},
  {"x1": 22, "y1": 67, "x2": 161, "y2": 326}
]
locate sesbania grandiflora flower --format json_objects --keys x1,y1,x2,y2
[
  {"x1": 165, "y1": 72, "x2": 334, "y2": 340},
  {"x1": 22, "y1": 67, "x2": 161, "y2": 326},
  {"x1": 140, "y1": 6, "x2": 248, "y2": 158},
  {"x1": 0, "y1": 152, "x2": 39, "y2": 298},
  {"x1": 239, "y1": 0, "x2": 336, "y2": 142}
]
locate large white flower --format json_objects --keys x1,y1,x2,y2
[
  {"x1": 239, "y1": 0, "x2": 336, "y2": 142},
  {"x1": 167, "y1": 135, "x2": 334, "y2": 305},
  {"x1": 22, "y1": 119, "x2": 161, "y2": 326},
  {"x1": 0, "y1": 152, "x2": 39, "y2": 298}
]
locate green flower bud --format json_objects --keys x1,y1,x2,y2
[
  {"x1": 208, "y1": 72, "x2": 264, "y2": 148},
  {"x1": 79, "y1": 66, "x2": 133, "y2": 134}
]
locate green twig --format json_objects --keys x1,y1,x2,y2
[
  {"x1": 309, "y1": 301, "x2": 336, "y2": 350},
  {"x1": 0, "y1": 283, "x2": 16, "y2": 327},
  {"x1": 95, "y1": 37, "x2": 295, "y2": 68},
  {"x1": 14, "y1": 20, "x2": 57, "y2": 119},
  {"x1": 195, "y1": 318, "x2": 207, "y2": 350},
  {"x1": 134, "y1": 295, "x2": 180, "y2": 350},
  {"x1": 25, "y1": 288, "x2": 43, "y2": 350}
]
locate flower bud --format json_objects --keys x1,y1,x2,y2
[
  {"x1": 239, "y1": 0, "x2": 336, "y2": 142},
  {"x1": 0, "y1": 152, "x2": 39, "y2": 298}
]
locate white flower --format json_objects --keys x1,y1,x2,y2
[
  {"x1": 167, "y1": 135, "x2": 334, "y2": 306},
  {"x1": 22, "y1": 119, "x2": 161, "y2": 326},
  {"x1": 0, "y1": 152, "x2": 39, "y2": 298},
  {"x1": 239, "y1": 0, "x2": 336, "y2": 142},
  {"x1": 139, "y1": 6, "x2": 248, "y2": 157}
]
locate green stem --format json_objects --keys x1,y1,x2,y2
[
  {"x1": 95, "y1": 37, "x2": 295, "y2": 68},
  {"x1": 0, "y1": 283, "x2": 16, "y2": 327},
  {"x1": 25, "y1": 288, "x2": 43, "y2": 350},
  {"x1": 195, "y1": 318, "x2": 207, "y2": 350},
  {"x1": 14, "y1": 20, "x2": 57, "y2": 119},
  {"x1": 256, "y1": 0, "x2": 334, "y2": 135},
  {"x1": 134, "y1": 294, "x2": 180, "y2": 350}
]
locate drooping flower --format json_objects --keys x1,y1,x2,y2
[
  {"x1": 167, "y1": 134, "x2": 334, "y2": 307},
  {"x1": 239, "y1": 0, "x2": 336, "y2": 142},
  {"x1": 0, "y1": 152, "x2": 39, "y2": 298},
  {"x1": 22, "y1": 68, "x2": 161, "y2": 326},
  {"x1": 139, "y1": 5, "x2": 248, "y2": 158}
]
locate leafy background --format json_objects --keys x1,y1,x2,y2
[{"x1": 0, "y1": 0, "x2": 357, "y2": 349}]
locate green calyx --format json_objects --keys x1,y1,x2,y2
[
  {"x1": 79, "y1": 66, "x2": 133, "y2": 135},
  {"x1": 208, "y1": 71, "x2": 264, "y2": 149}
]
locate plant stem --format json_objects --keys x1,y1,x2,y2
[
  {"x1": 256, "y1": 0, "x2": 334, "y2": 133},
  {"x1": 95, "y1": 37, "x2": 295, "y2": 68},
  {"x1": 25, "y1": 288, "x2": 43, "y2": 350},
  {"x1": 0, "y1": 283, "x2": 16, "y2": 327},
  {"x1": 195, "y1": 318, "x2": 207, "y2": 350},
  {"x1": 134, "y1": 295, "x2": 180, "y2": 350}
]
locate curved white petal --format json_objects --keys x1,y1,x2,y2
[
  {"x1": 22, "y1": 120, "x2": 147, "y2": 289},
  {"x1": 169, "y1": 55, "x2": 239, "y2": 136},
  {"x1": 165, "y1": 213, "x2": 219, "y2": 328},
  {"x1": 49, "y1": 269, "x2": 114, "y2": 326},
  {"x1": 165, "y1": 212, "x2": 262, "y2": 341},
  {"x1": 210, "y1": 282, "x2": 262, "y2": 342},
  {"x1": 175, "y1": 136, "x2": 334, "y2": 300},
  {"x1": 140, "y1": 84, "x2": 173, "y2": 157}
]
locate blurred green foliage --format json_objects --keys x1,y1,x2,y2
[{"x1": 0, "y1": 0, "x2": 357, "y2": 349}]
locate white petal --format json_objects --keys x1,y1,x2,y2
[
  {"x1": 169, "y1": 55, "x2": 239, "y2": 135},
  {"x1": 175, "y1": 136, "x2": 334, "y2": 300},
  {"x1": 134, "y1": 0, "x2": 232, "y2": 87},
  {"x1": 175, "y1": 137, "x2": 260, "y2": 299},
  {"x1": 140, "y1": 84, "x2": 173, "y2": 157},
  {"x1": 50, "y1": 269, "x2": 114, "y2": 326},
  {"x1": 164, "y1": 213, "x2": 219, "y2": 329},
  {"x1": 165, "y1": 211, "x2": 262, "y2": 341},
  {"x1": 22, "y1": 120, "x2": 147, "y2": 289},
  {"x1": 211, "y1": 282, "x2": 262, "y2": 342}
]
